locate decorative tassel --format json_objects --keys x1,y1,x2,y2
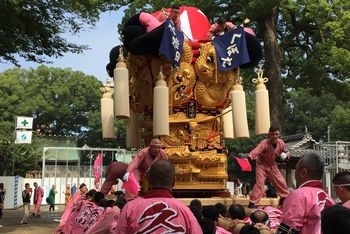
[
  {"x1": 153, "y1": 69, "x2": 169, "y2": 136},
  {"x1": 253, "y1": 68, "x2": 270, "y2": 135},
  {"x1": 114, "y1": 46, "x2": 130, "y2": 118},
  {"x1": 126, "y1": 109, "x2": 140, "y2": 148},
  {"x1": 100, "y1": 82, "x2": 116, "y2": 138},
  {"x1": 231, "y1": 74, "x2": 249, "y2": 138},
  {"x1": 222, "y1": 106, "x2": 234, "y2": 139}
]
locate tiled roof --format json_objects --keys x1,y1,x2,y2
[{"x1": 285, "y1": 133, "x2": 318, "y2": 158}]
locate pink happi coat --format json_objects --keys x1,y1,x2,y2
[
  {"x1": 62, "y1": 197, "x2": 88, "y2": 233},
  {"x1": 93, "y1": 153, "x2": 103, "y2": 189},
  {"x1": 33, "y1": 186, "x2": 44, "y2": 215},
  {"x1": 55, "y1": 192, "x2": 84, "y2": 234},
  {"x1": 263, "y1": 206, "x2": 283, "y2": 230},
  {"x1": 70, "y1": 201, "x2": 103, "y2": 234},
  {"x1": 280, "y1": 180, "x2": 334, "y2": 234},
  {"x1": 115, "y1": 189, "x2": 202, "y2": 234},
  {"x1": 86, "y1": 206, "x2": 120, "y2": 234},
  {"x1": 126, "y1": 147, "x2": 168, "y2": 182},
  {"x1": 249, "y1": 139, "x2": 290, "y2": 204}
]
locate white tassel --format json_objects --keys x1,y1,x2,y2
[
  {"x1": 114, "y1": 47, "x2": 130, "y2": 118},
  {"x1": 101, "y1": 83, "x2": 116, "y2": 138},
  {"x1": 231, "y1": 75, "x2": 249, "y2": 138},
  {"x1": 253, "y1": 68, "x2": 270, "y2": 135},
  {"x1": 153, "y1": 69, "x2": 169, "y2": 136},
  {"x1": 222, "y1": 106, "x2": 234, "y2": 139}
]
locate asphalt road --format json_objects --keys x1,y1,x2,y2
[{"x1": 0, "y1": 205, "x2": 63, "y2": 234}]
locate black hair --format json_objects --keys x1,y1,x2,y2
[
  {"x1": 321, "y1": 205, "x2": 350, "y2": 234},
  {"x1": 115, "y1": 196, "x2": 127, "y2": 209},
  {"x1": 199, "y1": 218, "x2": 216, "y2": 234},
  {"x1": 105, "y1": 199, "x2": 116, "y2": 208},
  {"x1": 93, "y1": 192, "x2": 105, "y2": 204},
  {"x1": 250, "y1": 210, "x2": 269, "y2": 224},
  {"x1": 189, "y1": 205, "x2": 203, "y2": 222},
  {"x1": 171, "y1": 4, "x2": 180, "y2": 10},
  {"x1": 190, "y1": 199, "x2": 203, "y2": 211},
  {"x1": 239, "y1": 224, "x2": 260, "y2": 234},
  {"x1": 86, "y1": 189, "x2": 97, "y2": 198},
  {"x1": 298, "y1": 153, "x2": 325, "y2": 179},
  {"x1": 229, "y1": 204, "x2": 246, "y2": 220},
  {"x1": 214, "y1": 202, "x2": 227, "y2": 217},
  {"x1": 332, "y1": 171, "x2": 350, "y2": 191},
  {"x1": 79, "y1": 183, "x2": 87, "y2": 190},
  {"x1": 216, "y1": 17, "x2": 227, "y2": 25},
  {"x1": 269, "y1": 126, "x2": 280, "y2": 132},
  {"x1": 202, "y1": 205, "x2": 220, "y2": 221}
]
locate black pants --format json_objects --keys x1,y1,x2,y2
[{"x1": 49, "y1": 204, "x2": 54, "y2": 211}]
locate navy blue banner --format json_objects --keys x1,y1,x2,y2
[
  {"x1": 159, "y1": 18, "x2": 184, "y2": 67},
  {"x1": 213, "y1": 26, "x2": 250, "y2": 71}
]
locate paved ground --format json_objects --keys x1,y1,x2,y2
[{"x1": 0, "y1": 205, "x2": 63, "y2": 234}]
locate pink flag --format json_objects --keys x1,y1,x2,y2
[
  {"x1": 121, "y1": 172, "x2": 140, "y2": 195},
  {"x1": 93, "y1": 153, "x2": 103, "y2": 188},
  {"x1": 234, "y1": 157, "x2": 252, "y2": 172}
]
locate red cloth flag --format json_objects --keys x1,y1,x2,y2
[
  {"x1": 234, "y1": 157, "x2": 252, "y2": 171},
  {"x1": 93, "y1": 153, "x2": 103, "y2": 188},
  {"x1": 121, "y1": 172, "x2": 140, "y2": 195}
]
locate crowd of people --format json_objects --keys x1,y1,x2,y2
[{"x1": 1, "y1": 133, "x2": 349, "y2": 233}]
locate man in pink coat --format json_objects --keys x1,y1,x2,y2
[
  {"x1": 86, "y1": 204, "x2": 120, "y2": 234},
  {"x1": 156, "y1": 4, "x2": 181, "y2": 30},
  {"x1": 123, "y1": 138, "x2": 168, "y2": 190},
  {"x1": 276, "y1": 153, "x2": 334, "y2": 234},
  {"x1": 247, "y1": 126, "x2": 290, "y2": 208},
  {"x1": 70, "y1": 192, "x2": 105, "y2": 234},
  {"x1": 116, "y1": 159, "x2": 202, "y2": 234},
  {"x1": 207, "y1": 17, "x2": 235, "y2": 40},
  {"x1": 32, "y1": 182, "x2": 44, "y2": 217},
  {"x1": 55, "y1": 183, "x2": 88, "y2": 234}
]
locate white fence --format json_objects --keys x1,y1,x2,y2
[
  {"x1": 0, "y1": 147, "x2": 137, "y2": 209},
  {"x1": 0, "y1": 176, "x2": 126, "y2": 209}
]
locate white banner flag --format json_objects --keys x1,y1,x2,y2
[
  {"x1": 16, "y1": 116, "x2": 33, "y2": 129},
  {"x1": 15, "y1": 130, "x2": 32, "y2": 144}
]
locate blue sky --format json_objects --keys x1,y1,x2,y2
[{"x1": 0, "y1": 10, "x2": 124, "y2": 83}]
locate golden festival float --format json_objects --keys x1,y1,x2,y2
[{"x1": 101, "y1": 6, "x2": 270, "y2": 195}]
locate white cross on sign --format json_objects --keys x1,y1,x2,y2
[{"x1": 16, "y1": 116, "x2": 33, "y2": 129}]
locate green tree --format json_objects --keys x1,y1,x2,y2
[
  {"x1": 0, "y1": 0, "x2": 128, "y2": 65},
  {"x1": 284, "y1": 88, "x2": 349, "y2": 141},
  {"x1": 330, "y1": 105, "x2": 350, "y2": 141},
  {"x1": 0, "y1": 66, "x2": 126, "y2": 176}
]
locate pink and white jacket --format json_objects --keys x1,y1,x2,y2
[
  {"x1": 115, "y1": 189, "x2": 202, "y2": 234},
  {"x1": 279, "y1": 180, "x2": 334, "y2": 234},
  {"x1": 263, "y1": 206, "x2": 282, "y2": 231},
  {"x1": 127, "y1": 147, "x2": 168, "y2": 182},
  {"x1": 70, "y1": 200, "x2": 103, "y2": 234},
  {"x1": 86, "y1": 206, "x2": 120, "y2": 234}
]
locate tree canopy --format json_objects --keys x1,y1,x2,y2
[
  {"x1": 0, "y1": 66, "x2": 125, "y2": 176},
  {"x1": 0, "y1": 0, "x2": 123, "y2": 65},
  {"x1": 1, "y1": 0, "x2": 348, "y2": 129}
]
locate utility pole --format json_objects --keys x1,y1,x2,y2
[{"x1": 327, "y1": 125, "x2": 331, "y2": 142}]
